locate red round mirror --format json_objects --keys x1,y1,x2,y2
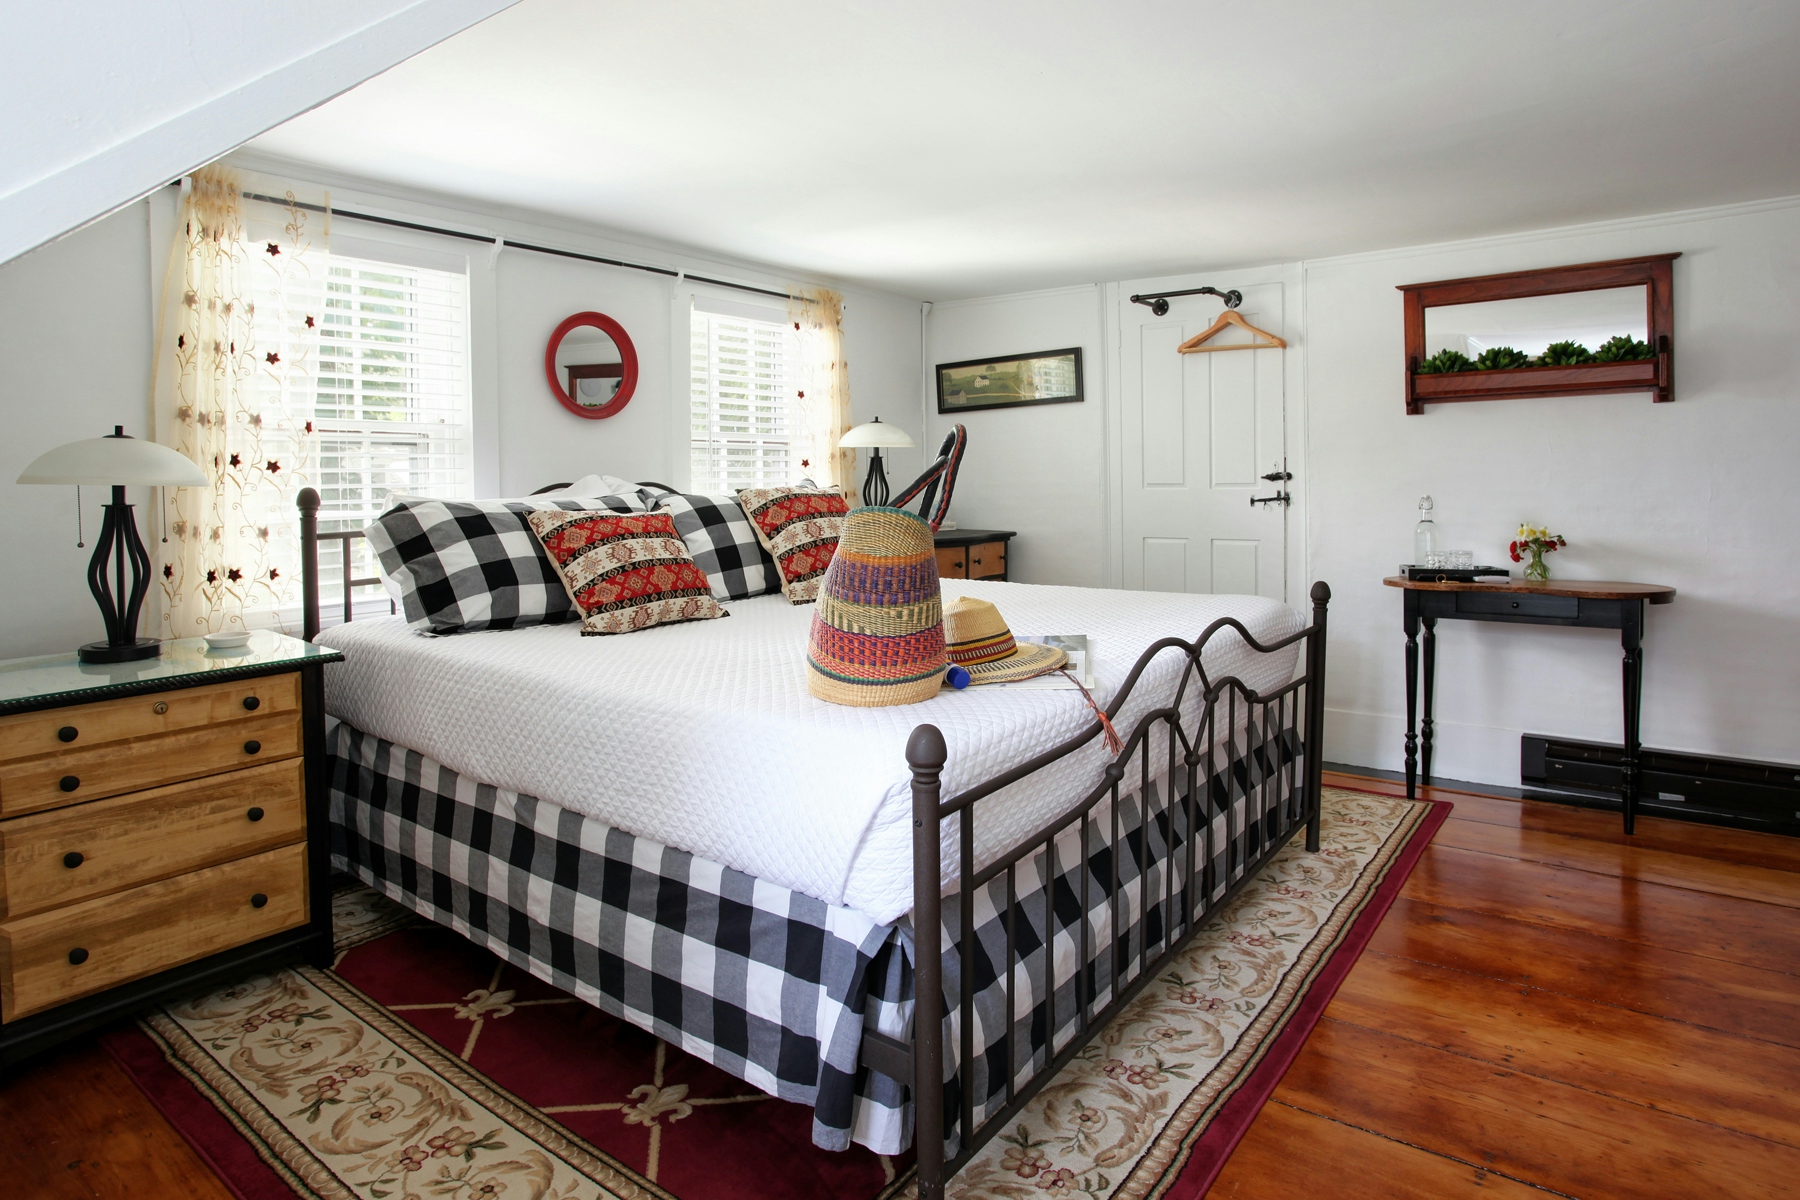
[{"x1": 545, "y1": 311, "x2": 638, "y2": 420}]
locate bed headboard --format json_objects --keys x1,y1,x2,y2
[{"x1": 296, "y1": 484, "x2": 677, "y2": 641}]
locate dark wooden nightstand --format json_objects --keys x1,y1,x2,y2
[
  {"x1": 0, "y1": 631, "x2": 342, "y2": 1067},
  {"x1": 934, "y1": 529, "x2": 1016, "y2": 581}
]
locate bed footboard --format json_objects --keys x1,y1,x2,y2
[{"x1": 905, "y1": 582, "x2": 1331, "y2": 1199}]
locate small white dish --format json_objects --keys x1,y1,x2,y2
[{"x1": 203, "y1": 631, "x2": 254, "y2": 650}]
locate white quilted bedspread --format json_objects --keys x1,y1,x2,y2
[{"x1": 318, "y1": 579, "x2": 1301, "y2": 924}]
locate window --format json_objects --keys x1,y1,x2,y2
[
  {"x1": 249, "y1": 249, "x2": 472, "y2": 612},
  {"x1": 690, "y1": 308, "x2": 793, "y2": 493}
]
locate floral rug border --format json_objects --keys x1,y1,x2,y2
[
  {"x1": 1133, "y1": 793, "x2": 1437, "y2": 1199},
  {"x1": 108, "y1": 789, "x2": 1446, "y2": 1200}
]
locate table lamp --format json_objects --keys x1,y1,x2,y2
[
  {"x1": 17, "y1": 426, "x2": 208, "y2": 663},
  {"x1": 838, "y1": 418, "x2": 917, "y2": 507}
]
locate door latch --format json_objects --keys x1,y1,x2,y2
[{"x1": 1251, "y1": 464, "x2": 1292, "y2": 507}]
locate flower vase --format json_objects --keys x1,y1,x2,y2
[{"x1": 1524, "y1": 546, "x2": 1549, "y2": 582}]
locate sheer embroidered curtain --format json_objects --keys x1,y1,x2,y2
[
  {"x1": 788, "y1": 286, "x2": 855, "y2": 491},
  {"x1": 152, "y1": 167, "x2": 326, "y2": 638}
]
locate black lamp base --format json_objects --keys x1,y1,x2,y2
[
  {"x1": 79, "y1": 638, "x2": 162, "y2": 664},
  {"x1": 862, "y1": 448, "x2": 890, "y2": 507}
]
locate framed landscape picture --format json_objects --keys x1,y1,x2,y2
[{"x1": 936, "y1": 347, "x2": 1084, "y2": 413}]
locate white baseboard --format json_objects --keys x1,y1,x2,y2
[{"x1": 1325, "y1": 706, "x2": 1522, "y2": 789}]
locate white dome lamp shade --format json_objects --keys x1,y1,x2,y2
[
  {"x1": 837, "y1": 417, "x2": 917, "y2": 507},
  {"x1": 17, "y1": 426, "x2": 210, "y2": 664}
]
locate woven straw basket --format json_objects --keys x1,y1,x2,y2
[{"x1": 805, "y1": 505, "x2": 945, "y2": 707}]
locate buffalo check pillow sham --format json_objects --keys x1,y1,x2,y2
[
  {"x1": 367, "y1": 493, "x2": 648, "y2": 634},
  {"x1": 653, "y1": 492, "x2": 782, "y2": 602}
]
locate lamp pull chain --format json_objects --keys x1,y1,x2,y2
[
  {"x1": 160, "y1": 486, "x2": 168, "y2": 542},
  {"x1": 75, "y1": 485, "x2": 84, "y2": 548}
]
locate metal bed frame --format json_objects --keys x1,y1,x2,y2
[{"x1": 297, "y1": 487, "x2": 1329, "y2": 1198}]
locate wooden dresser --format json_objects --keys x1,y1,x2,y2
[
  {"x1": 934, "y1": 528, "x2": 1016, "y2": 582},
  {"x1": 0, "y1": 632, "x2": 341, "y2": 1067}
]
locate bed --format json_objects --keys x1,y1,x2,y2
[{"x1": 299, "y1": 489, "x2": 1330, "y2": 1198}]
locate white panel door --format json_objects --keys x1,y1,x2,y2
[{"x1": 1118, "y1": 280, "x2": 1289, "y2": 600}]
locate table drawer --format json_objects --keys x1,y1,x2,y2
[
  {"x1": 0, "y1": 710, "x2": 301, "y2": 817},
  {"x1": 1455, "y1": 591, "x2": 1581, "y2": 620},
  {"x1": 0, "y1": 841, "x2": 308, "y2": 1021},
  {"x1": 0, "y1": 759, "x2": 305, "y2": 920},
  {"x1": 936, "y1": 547, "x2": 968, "y2": 578},
  {"x1": 968, "y1": 540, "x2": 1007, "y2": 579},
  {"x1": 0, "y1": 673, "x2": 299, "y2": 766}
]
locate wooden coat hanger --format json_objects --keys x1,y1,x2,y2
[{"x1": 1177, "y1": 308, "x2": 1287, "y2": 353}]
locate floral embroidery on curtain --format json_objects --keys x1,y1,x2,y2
[
  {"x1": 788, "y1": 287, "x2": 855, "y2": 492},
  {"x1": 153, "y1": 166, "x2": 325, "y2": 638}
]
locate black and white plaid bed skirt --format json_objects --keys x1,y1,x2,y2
[{"x1": 327, "y1": 718, "x2": 1302, "y2": 1155}]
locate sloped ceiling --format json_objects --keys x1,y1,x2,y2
[
  {"x1": 0, "y1": 0, "x2": 518, "y2": 267},
  {"x1": 248, "y1": 0, "x2": 1800, "y2": 298}
]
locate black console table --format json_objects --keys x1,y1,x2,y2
[{"x1": 1383, "y1": 576, "x2": 1676, "y2": 833}]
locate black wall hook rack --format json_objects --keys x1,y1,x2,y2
[{"x1": 1128, "y1": 286, "x2": 1242, "y2": 317}]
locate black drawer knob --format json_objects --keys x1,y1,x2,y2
[
  {"x1": 57, "y1": 726, "x2": 78, "y2": 743},
  {"x1": 242, "y1": 695, "x2": 261, "y2": 711},
  {"x1": 243, "y1": 740, "x2": 261, "y2": 755},
  {"x1": 59, "y1": 775, "x2": 80, "y2": 793},
  {"x1": 1511, "y1": 601, "x2": 1520, "y2": 609},
  {"x1": 63, "y1": 851, "x2": 84, "y2": 869},
  {"x1": 68, "y1": 948, "x2": 89, "y2": 965},
  {"x1": 246, "y1": 806, "x2": 265, "y2": 822},
  {"x1": 250, "y1": 893, "x2": 269, "y2": 909}
]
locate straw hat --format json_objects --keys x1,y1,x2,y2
[
  {"x1": 943, "y1": 596, "x2": 1068, "y2": 684},
  {"x1": 806, "y1": 506, "x2": 947, "y2": 707}
]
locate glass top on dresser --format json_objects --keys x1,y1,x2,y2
[{"x1": 0, "y1": 632, "x2": 342, "y2": 715}]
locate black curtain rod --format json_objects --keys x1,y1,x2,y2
[{"x1": 233, "y1": 189, "x2": 804, "y2": 303}]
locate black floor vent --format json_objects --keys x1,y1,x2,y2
[{"x1": 1521, "y1": 735, "x2": 1800, "y2": 836}]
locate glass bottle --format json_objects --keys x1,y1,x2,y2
[{"x1": 1413, "y1": 496, "x2": 1438, "y2": 565}]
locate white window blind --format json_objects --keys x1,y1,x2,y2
[
  {"x1": 690, "y1": 309, "x2": 793, "y2": 493},
  {"x1": 250, "y1": 250, "x2": 472, "y2": 609}
]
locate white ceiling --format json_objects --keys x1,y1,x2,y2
[{"x1": 248, "y1": 0, "x2": 1800, "y2": 299}]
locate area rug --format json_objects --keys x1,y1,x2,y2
[{"x1": 104, "y1": 787, "x2": 1447, "y2": 1200}]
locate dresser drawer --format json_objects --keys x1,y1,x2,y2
[
  {"x1": 936, "y1": 547, "x2": 968, "y2": 578},
  {"x1": 0, "y1": 842, "x2": 307, "y2": 1021},
  {"x1": 0, "y1": 710, "x2": 301, "y2": 817},
  {"x1": 0, "y1": 673, "x2": 300, "y2": 766},
  {"x1": 1454, "y1": 591, "x2": 1581, "y2": 620},
  {"x1": 967, "y1": 540, "x2": 1007, "y2": 579},
  {"x1": 0, "y1": 759, "x2": 305, "y2": 920}
]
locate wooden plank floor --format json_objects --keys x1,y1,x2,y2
[
  {"x1": 3, "y1": 773, "x2": 1795, "y2": 1199},
  {"x1": 1208, "y1": 772, "x2": 1800, "y2": 1200}
]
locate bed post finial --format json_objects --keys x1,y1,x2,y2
[
  {"x1": 1305, "y1": 581, "x2": 1331, "y2": 851},
  {"x1": 299, "y1": 488, "x2": 321, "y2": 643},
  {"x1": 908, "y1": 723, "x2": 948, "y2": 1200}
]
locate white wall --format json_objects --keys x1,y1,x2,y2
[
  {"x1": 0, "y1": 164, "x2": 924, "y2": 660},
  {"x1": 0, "y1": 203, "x2": 158, "y2": 660},
  {"x1": 924, "y1": 197, "x2": 1800, "y2": 781},
  {"x1": 1306, "y1": 198, "x2": 1800, "y2": 780},
  {"x1": 0, "y1": 0, "x2": 515, "y2": 268},
  {"x1": 923, "y1": 287, "x2": 1107, "y2": 587}
]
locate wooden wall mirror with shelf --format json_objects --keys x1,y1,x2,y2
[{"x1": 1400, "y1": 253, "x2": 1677, "y2": 414}]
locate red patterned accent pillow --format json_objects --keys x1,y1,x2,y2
[
  {"x1": 525, "y1": 510, "x2": 728, "y2": 635},
  {"x1": 736, "y1": 487, "x2": 851, "y2": 604}
]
